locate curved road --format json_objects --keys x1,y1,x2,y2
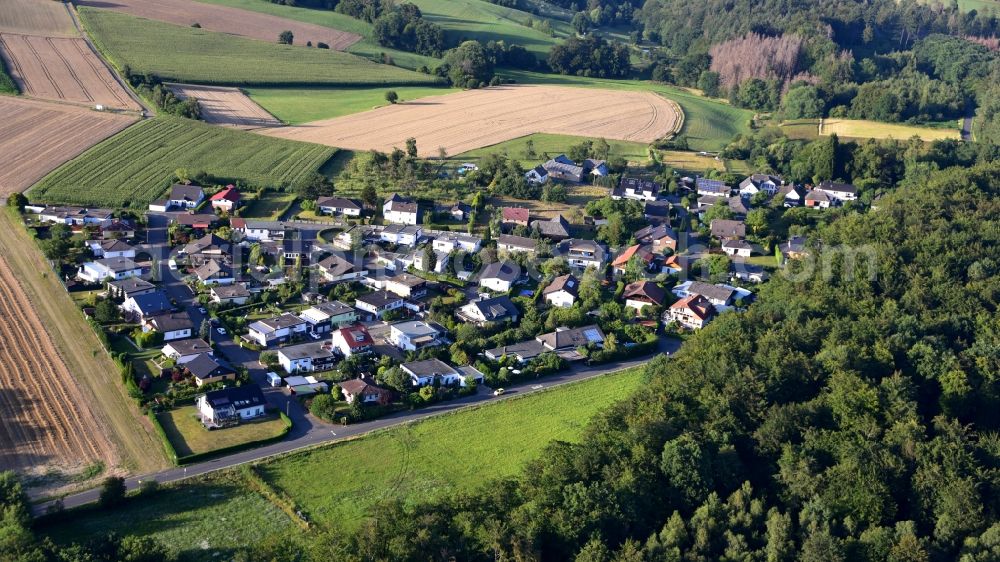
[{"x1": 35, "y1": 339, "x2": 680, "y2": 515}]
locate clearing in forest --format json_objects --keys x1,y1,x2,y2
[
  {"x1": 258, "y1": 84, "x2": 683, "y2": 156},
  {"x1": 168, "y1": 83, "x2": 283, "y2": 129}
]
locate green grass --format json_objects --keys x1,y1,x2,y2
[
  {"x1": 30, "y1": 116, "x2": 336, "y2": 208},
  {"x1": 241, "y1": 191, "x2": 298, "y2": 219},
  {"x1": 453, "y1": 132, "x2": 651, "y2": 166},
  {"x1": 0, "y1": 56, "x2": 17, "y2": 95},
  {"x1": 259, "y1": 368, "x2": 645, "y2": 531},
  {"x1": 80, "y1": 8, "x2": 442, "y2": 87},
  {"x1": 39, "y1": 473, "x2": 300, "y2": 561},
  {"x1": 157, "y1": 407, "x2": 289, "y2": 457},
  {"x1": 503, "y1": 70, "x2": 755, "y2": 152},
  {"x1": 247, "y1": 86, "x2": 459, "y2": 124}
]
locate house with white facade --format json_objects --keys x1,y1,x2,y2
[
  {"x1": 389, "y1": 320, "x2": 444, "y2": 352},
  {"x1": 196, "y1": 385, "x2": 267, "y2": 426},
  {"x1": 162, "y1": 338, "x2": 213, "y2": 364},
  {"x1": 543, "y1": 274, "x2": 579, "y2": 308},
  {"x1": 738, "y1": 174, "x2": 782, "y2": 197},
  {"x1": 316, "y1": 196, "x2": 362, "y2": 217},
  {"x1": 383, "y1": 194, "x2": 419, "y2": 225},
  {"x1": 354, "y1": 291, "x2": 404, "y2": 319},
  {"x1": 78, "y1": 257, "x2": 142, "y2": 283},
  {"x1": 478, "y1": 261, "x2": 520, "y2": 293},
  {"x1": 144, "y1": 313, "x2": 193, "y2": 341},
  {"x1": 331, "y1": 324, "x2": 373, "y2": 357},
  {"x1": 277, "y1": 342, "x2": 338, "y2": 373},
  {"x1": 298, "y1": 301, "x2": 357, "y2": 335},
  {"x1": 246, "y1": 313, "x2": 308, "y2": 347},
  {"x1": 432, "y1": 233, "x2": 482, "y2": 253}
]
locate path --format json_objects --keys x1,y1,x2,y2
[{"x1": 961, "y1": 112, "x2": 974, "y2": 142}]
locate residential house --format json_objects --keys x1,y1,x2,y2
[
  {"x1": 535, "y1": 325, "x2": 605, "y2": 359},
  {"x1": 623, "y1": 280, "x2": 666, "y2": 311},
  {"x1": 432, "y1": 232, "x2": 481, "y2": 253},
  {"x1": 107, "y1": 278, "x2": 156, "y2": 300},
  {"x1": 497, "y1": 234, "x2": 536, "y2": 254},
  {"x1": 722, "y1": 239, "x2": 754, "y2": 257},
  {"x1": 634, "y1": 224, "x2": 678, "y2": 253},
  {"x1": 776, "y1": 184, "x2": 805, "y2": 207},
  {"x1": 531, "y1": 215, "x2": 571, "y2": 241},
  {"x1": 385, "y1": 273, "x2": 428, "y2": 298},
  {"x1": 501, "y1": 207, "x2": 530, "y2": 227},
  {"x1": 478, "y1": 261, "x2": 520, "y2": 293},
  {"x1": 172, "y1": 213, "x2": 217, "y2": 229},
  {"x1": 193, "y1": 259, "x2": 234, "y2": 285},
  {"x1": 388, "y1": 320, "x2": 444, "y2": 352},
  {"x1": 780, "y1": 236, "x2": 808, "y2": 259},
  {"x1": 379, "y1": 224, "x2": 423, "y2": 246},
  {"x1": 613, "y1": 177, "x2": 661, "y2": 201},
  {"x1": 298, "y1": 300, "x2": 357, "y2": 334},
  {"x1": 542, "y1": 154, "x2": 586, "y2": 183},
  {"x1": 524, "y1": 165, "x2": 549, "y2": 185},
  {"x1": 210, "y1": 284, "x2": 251, "y2": 305},
  {"x1": 235, "y1": 220, "x2": 300, "y2": 242},
  {"x1": 484, "y1": 340, "x2": 546, "y2": 363},
  {"x1": 340, "y1": 377, "x2": 392, "y2": 405},
  {"x1": 728, "y1": 196, "x2": 750, "y2": 218},
  {"x1": 316, "y1": 196, "x2": 362, "y2": 217},
  {"x1": 277, "y1": 341, "x2": 337, "y2": 373},
  {"x1": 543, "y1": 274, "x2": 579, "y2": 308},
  {"x1": 354, "y1": 291, "x2": 404, "y2": 319},
  {"x1": 738, "y1": 174, "x2": 781, "y2": 197},
  {"x1": 79, "y1": 257, "x2": 142, "y2": 283},
  {"x1": 612, "y1": 244, "x2": 657, "y2": 277},
  {"x1": 196, "y1": 385, "x2": 267, "y2": 426},
  {"x1": 86, "y1": 239, "x2": 135, "y2": 259},
  {"x1": 246, "y1": 313, "x2": 308, "y2": 347},
  {"x1": 210, "y1": 186, "x2": 241, "y2": 212},
  {"x1": 144, "y1": 313, "x2": 193, "y2": 341},
  {"x1": 585, "y1": 158, "x2": 609, "y2": 177},
  {"x1": 559, "y1": 239, "x2": 606, "y2": 270},
  {"x1": 710, "y1": 219, "x2": 746, "y2": 241},
  {"x1": 679, "y1": 281, "x2": 737, "y2": 308},
  {"x1": 331, "y1": 324, "x2": 373, "y2": 357},
  {"x1": 401, "y1": 358, "x2": 461, "y2": 386},
  {"x1": 120, "y1": 291, "x2": 173, "y2": 322},
  {"x1": 383, "y1": 194, "x2": 419, "y2": 225},
  {"x1": 457, "y1": 296, "x2": 519, "y2": 325},
  {"x1": 696, "y1": 177, "x2": 731, "y2": 197},
  {"x1": 37, "y1": 206, "x2": 113, "y2": 227},
  {"x1": 805, "y1": 189, "x2": 833, "y2": 208},
  {"x1": 184, "y1": 353, "x2": 235, "y2": 387},
  {"x1": 167, "y1": 184, "x2": 205, "y2": 209},
  {"x1": 731, "y1": 259, "x2": 769, "y2": 284},
  {"x1": 816, "y1": 180, "x2": 858, "y2": 202},
  {"x1": 316, "y1": 254, "x2": 367, "y2": 284},
  {"x1": 182, "y1": 233, "x2": 230, "y2": 261},
  {"x1": 100, "y1": 220, "x2": 136, "y2": 240},
  {"x1": 444, "y1": 201, "x2": 470, "y2": 221},
  {"x1": 668, "y1": 294, "x2": 716, "y2": 329},
  {"x1": 162, "y1": 338, "x2": 213, "y2": 364}
]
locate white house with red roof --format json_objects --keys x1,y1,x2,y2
[
  {"x1": 331, "y1": 324, "x2": 374, "y2": 357},
  {"x1": 210, "y1": 186, "x2": 241, "y2": 212}
]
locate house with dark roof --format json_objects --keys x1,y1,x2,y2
[
  {"x1": 167, "y1": 184, "x2": 205, "y2": 209},
  {"x1": 710, "y1": 219, "x2": 746, "y2": 240},
  {"x1": 121, "y1": 291, "x2": 173, "y2": 321},
  {"x1": 193, "y1": 259, "x2": 234, "y2": 285},
  {"x1": 525, "y1": 164, "x2": 549, "y2": 185},
  {"x1": 298, "y1": 300, "x2": 357, "y2": 334},
  {"x1": 543, "y1": 274, "x2": 579, "y2": 308},
  {"x1": 211, "y1": 283, "x2": 251, "y2": 305},
  {"x1": 449, "y1": 201, "x2": 473, "y2": 220},
  {"x1": 385, "y1": 273, "x2": 428, "y2": 298},
  {"x1": 805, "y1": 189, "x2": 833, "y2": 208},
  {"x1": 501, "y1": 207, "x2": 530, "y2": 227},
  {"x1": 210, "y1": 186, "x2": 241, "y2": 212},
  {"x1": 531, "y1": 215, "x2": 571, "y2": 241},
  {"x1": 623, "y1": 280, "x2": 666, "y2": 311},
  {"x1": 780, "y1": 236, "x2": 808, "y2": 259},
  {"x1": 722, "y1": 239, "x2": 754, "y2": 257},
  {"x1": 696, "y1": 177, "x2": 731, "y2": 196},
  {"x1": 317, "y1": 196, "x2": 362, "y2": 217},
  {"x1": 86, "y1": 238, "x2": 135, "y2": 259},
  {"x1": 196, "y1": 385, "x2": 267, "y2": 426},
  {"x1": 277, "y1": 341, "x2": 338, "y2": 373},
  {"x1": 247, "y1": 313, "x2": 308, "y2": 347},
  {"x1": 172, "y1": 213, "x2": 217, "y2": 229},
  {"x1": 78, "y1": 257, "x2": 142, "y2": 283},
  {"x1": 108, "y1": 277, "x2": 156, "y2": 300},
  {"x1": 316, "y1": 253, "x2": 367, "y2": 284},
  {"x1": 643, "y1": 200, "x2": 672, "y2": 224},
  {"x1": 478, "y1": 261, "x2": 520, "y2": 292},
  {"x1": 383, "y1": 194, "x2": 419, "y2": 225},
  {"x1": 497, "y1": 234, "x2": 536, "y2": 254},
  {"x1": 739, "y1": 174, "x2": 782, "y2": 197},
  {"x1": 354, "y1": 291, "x2": 404, "y2": 319},
  {"x1": 340, "y1": 377, "x2": 392, "y2": 405},
  {"x1": 816, "y1": 180, "x2": 858, "y2": 202},
  {"x1": 728, "y1": 196, "x2": 750, "y2": 217},
  {"x1": 634, "y1": 224, "x2": 678, "y2": 253},
  {"x1": 184, "y1": 353, "x2": 236, "y2": 387},
  {"x1": 144, "y1": 313, "x2": 194, "y2": 341},
  {"x1": 677, "y1": 281, "x2": 737, "y2": 307},
  {"x1": 613, "y1": 177, "x2": 661, "y2": 201},
  {"x1": 162, "y1": 338, "x2": 213, "y2": 364},
  {"x1": 536, "y1": 325, "x2": 605, "y2": 359},
  {"x1": 457, "y1": 295, "x2": 519, "y2": 325},
  {"x1": 484, "y1": 339, "x2": 547, "y2": 363},
  {"x1": 559, "y1": 238, "x2": 606, "y2": 270},
  {"x1": 331, "y1": 324, "x2": 374, "y2": 357}
]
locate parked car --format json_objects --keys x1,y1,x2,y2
[
  {"x1": 198, "y1": 307, "x2": 207, "y2": 314},
  {"x1": 493, "y1": 388, "x2": 505, "y2": 396},
  {"x1": 216, "y1": 327, "x2": 227, "y2": 335}
]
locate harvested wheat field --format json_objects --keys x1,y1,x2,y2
[
  {"x1": 0, "y1": 253, "x2": 119, "y2": 477},
  {"x1": 0, "y1": 33, "x2": 140, "y2": 109},
  {"x1": 0, "y1": 0, "x2": 77, "y2": 37},
  {"x1": 168, "y1": 83, "x2": 282, "y2": 129},
  {"x1": 0, "y1": 96, "x2": 135, "y2": 194},
  {"x1": 259, "y1": 85, "x2": 682, "y2": 156},
  {"x1": 78, "y1": 0, "x2": 361, "y2": 50},
  {"x1": 820, "y1": 118, "x2": 960, "y2": 142}
]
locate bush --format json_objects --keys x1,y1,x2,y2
[{"x1": 98, "y1": 476, "x2": 126, "y2": 508}]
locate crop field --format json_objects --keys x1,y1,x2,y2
[
  {"x1": 0, "y1": 32, "x2": 140, "y2": 109},
  {"x1": 503, "y1": 70, "x2": 754, "y2": 152},
  {"x1": 0, "y1": 96, "x2": 135, "y2": 194},
  {"x1": 78, "y1": 0, "x2": 361, "y2": 50},
  {"x1": 80, "y1": 8, "x2": 441, "y2": 87},
  {"x1": 260, "y1": 84, "x2": 682, "y2": 156},
  {"x1": 258, "y1": 368, "x2": 645, "y2": 530},
  {"x1": 0, "y1": 0, "x2": 77, "y2": 37},
  {"x1": 0, "y1": 248, "x2": 119, "y2": 482},
  {"x1": 30, "y1": 115, "x2": 336, "y2": 208},
  {"x1": 168, "y1": 83, "x2": 282, "y2": 129},
  {"x1": 246, "y1": 85, "x2": 459, "y2": 124},
  {"x1": 819, "y1": 118, "x2": 960, "y2": 141}
]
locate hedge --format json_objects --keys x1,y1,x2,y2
[
  {"x1": 176, "y1": 412, "x2": 292, "y2": 465},
  {"x1": 148, "y1": 410, "x2": 180, "y2": 465}
]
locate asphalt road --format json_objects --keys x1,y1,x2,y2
[{"x1": 34, "y1": 337, "x2": 679, "y2": 515}]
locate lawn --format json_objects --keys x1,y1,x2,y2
[
  {"x1": 452, "y1": 132, "x2": 651, "y2": 166},
  {"x1": 29, "y1": 116, "x2": 336, "y2": 208},
  {"x1": 502, "y1": 70, "x2": 754, "y2": 152},
  {"x1": 157, "y1": 406, "x2": 289, "y2": 457},
  {"x1": 247, "y1": 85, "x2": 459, "y2": 124},
  {"x1": 259, "y1": 367, "x2": 646, "y2": 531},
  {"x1": 39, "y1": 473, "x2": 301, "y2": 561},
  {"x1": 820, "y1": 118, "x2": 960, "y2": 142},
  {"x1": 79, "y1": 8, "x2": 442, "y2": 87},
  {"x1": 241, "y1": 191, "x2": 298, "y2": 219}
]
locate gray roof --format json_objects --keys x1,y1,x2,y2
[
  {"x1": 278, "y1": 341, "x2": 336, "y2": 360},
  {"x1": 688, "y1": 281, "x2": 736, "y2": 304},
  {"x1": 466, "y1": 296, "x2": 518, "y2": 322},
  {"x1": 696, "y1": 177, "x2": 730, "y2": 194},
  {"x1": 95, "y1": 256, "x2": 140, "y2": 272},
  {"x1": 128, "y1": 291, "x2": 173, "y2": 316},
  {"x1": 536, "y1": 325, "x2": 605, "y2": 350},
  {"x1": 818, "y1": 180, "x2": 857, "y2": 195},
  {"x1": 722, "y1": 239, "x2": 753, "y2": 250},
  {"x1": 356, "y1": 291, "x2": 402, "y2": 308},
  {"x1": 109, "y1": 277, "x2": 155, "y2": 295},
  {"x1": 170, "y1": 183, "x2": 204, "y2": 202},
  {"x1": 401, "y1": 358, "x2": 459, "y2": 377},
  {"x1": 497, "y1": 234, "x2": 535, "y2": 250},
  {"x1": 185, "y1": 353, "x2": 233, "y2": 380},
  {"x1": 200, "y1": 385, "x2": 265, "y2": 411},
  {"x1": 148, "y1": 313, "x2": 193, "y2": 332},
  {"x1": 710, "y1": 219, "x2": 746, "y2": 239},
  {"x1": 212, "y1": 284, "x2": 251, "y2": 299},
  {"x1": 194, "y1": 259, "x2": 231, "y2": 280},
  {"x1": 166, "y1": 338, "x2": 212, "y2": 356},
  {"x1": 317, "y1": 254, "x2": 359, "y2": 277},
  {"x1": 485, "y1": 340, "x2": 546, "y2": 361},
  {"x1": 183, "y1": 233, "x2": 228, "y2": 255},
  {"x1": 316, "y1": 196, "x2": 361, "y2": 210},
  {"x1": 479, "y1": 261, "x2": 520, "y2": 283},
  {"x1": 251, "y1": 312, "x2": 305, "y2": 333},
  {"x1": 390, "y1": 320, "x2": 441, "y2": 337},
  {"x1": 543, "y1": 274, "x2": 579, "y2": 297},
  {"x1": 634, "y1": 224, "x2": 677, "y2": 242},
  {"x1": 310, "y1": 300, "x2": 355, "y2": 317},
  {"x1": 384, "y1": 193, "x2": 418, "y2": 213},
  {"x1": 644, "y1": 200, "x2": 671, "y2": 218},
  {"x1": 532, "y1": 215, "x2": 570, "y2": 238}
]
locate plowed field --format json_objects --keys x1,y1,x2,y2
[
  {"x1": 0, "y1": 0, "x2": 77, "y2": 37},
  {"x1": 0, "y1": 32, "x2": 140, "y2": 109},
  {"x1": 168, "y1": 83, "x2": 282, "y2": 129},
  {"x1": 258, "y1": 85, "x2": 682, "y2": 156},
  {"x1": 0, "y1": 96, "x2": 135, "y2": 194},
  {"x1": 78, "y1": 0, "x2": 360, "y2": 50}
]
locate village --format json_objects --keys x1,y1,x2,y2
[{"x1": 11, "y1": 152, "x2": 852, "y2": 456}]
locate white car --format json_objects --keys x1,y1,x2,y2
[
  {"x1": 493, "y1": 388, "x2": 505, "y2": 396},
  {"x1": 216, "y1": 327, "x2": 227, "y2": 335},
  {"x1": 198, "y1": 307, "x2": 207, "y2": 314}
]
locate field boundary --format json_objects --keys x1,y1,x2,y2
[{"x1": 659, "y1": 94, "x2": 684, "y2": 140}]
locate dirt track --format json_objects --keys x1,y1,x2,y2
[
  {"x1": 78, "y1": 0, "x2": 361, "y2": 50},
  {"x1": 0, "y1": 96, "x2": 135, "y2": 194},
  {"x1": 257, "y1": 85, "x2": 682, "y2": 156},
  {"x1": 0, "y1": 252, "x2": 119, "y2": 476},
  {"x1": 168, "y1": 83, "x2": 283, "y2": 129}
]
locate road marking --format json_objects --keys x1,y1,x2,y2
[
  {"x1": 531, "y1": 384, "x2": 543, "y2": 389},
  {"x1": 331, "y1": 431, "x2": 337, "y2": 436}
]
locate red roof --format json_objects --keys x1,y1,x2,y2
[
  {"x1": 230, "y1": 218, "x2": 246, "y2": 229},
  {"x1": 612, "y1": 244, "x2": 654, "y2": 267},
  {"x1": 337, "y1": 325, "x2": 373, "y2": 349},
  {"x1": 210, "y1": 186, "x2": 241, "y2": 202},
  {"x1": 670, "y1": 294, "x2": 715, "y2": 320},
  {"x1": 502, "y1": 207, "x2": 529, "y2": 223}
]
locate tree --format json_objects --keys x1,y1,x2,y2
[
  {"x1": 782, "y1": 84, "x2": 823, "y2": 119},
  {"x1": 94, "y1": 299, "x2": 119, "y2": 324},
  {"x1": 624, "y1": 255, "x2": 647, "y2": 283},
  {"x1": 422, "y1": 245, "x2": 437, "y2": 272},
  {"x1": 310, "y1": 394, "x2": 340, "y2": 421},
  {"x1": 445, "y1": 40, "x2": 494, "y2": 87},
  {"x1": 660, "y1": 435, "x2": 713, "y2": 510},
  {"x1": 278, "y1": 30, "x2": 294, "y2": 44},
  {"x1": 385, "y1": 90, "x2": 399, "y2": 104},
  {"x1": 571, "y1": 11, "x2": 591, "y2": 34},
  {"x1": 199, "y1": 319, "x2": 211, "y2": 341},
  {"x1": 6, "y1": 193, "x2": 26, "y2": 211},
  {"x1": 361, "y1": 183, "x2": 379, "y2": 209},
  {"x1": 259, "y1": 351, "x2": 278, "y2": 367},
  {"x1": 98, "y1": 476, "x2": 127, "y2": 508},
  {"x1": 405, "y1": 137, "x2": 418, "y2": 158},
  {"x1": 745, "y1": 208, "x2": 769, "y2": 237},
  {"x1": 697, "y1": 71, "x2": 721, "y2": 97}
]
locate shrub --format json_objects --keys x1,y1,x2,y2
[{"x1": 98, "y1": 476, "x2": 126, "y2": 508}]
